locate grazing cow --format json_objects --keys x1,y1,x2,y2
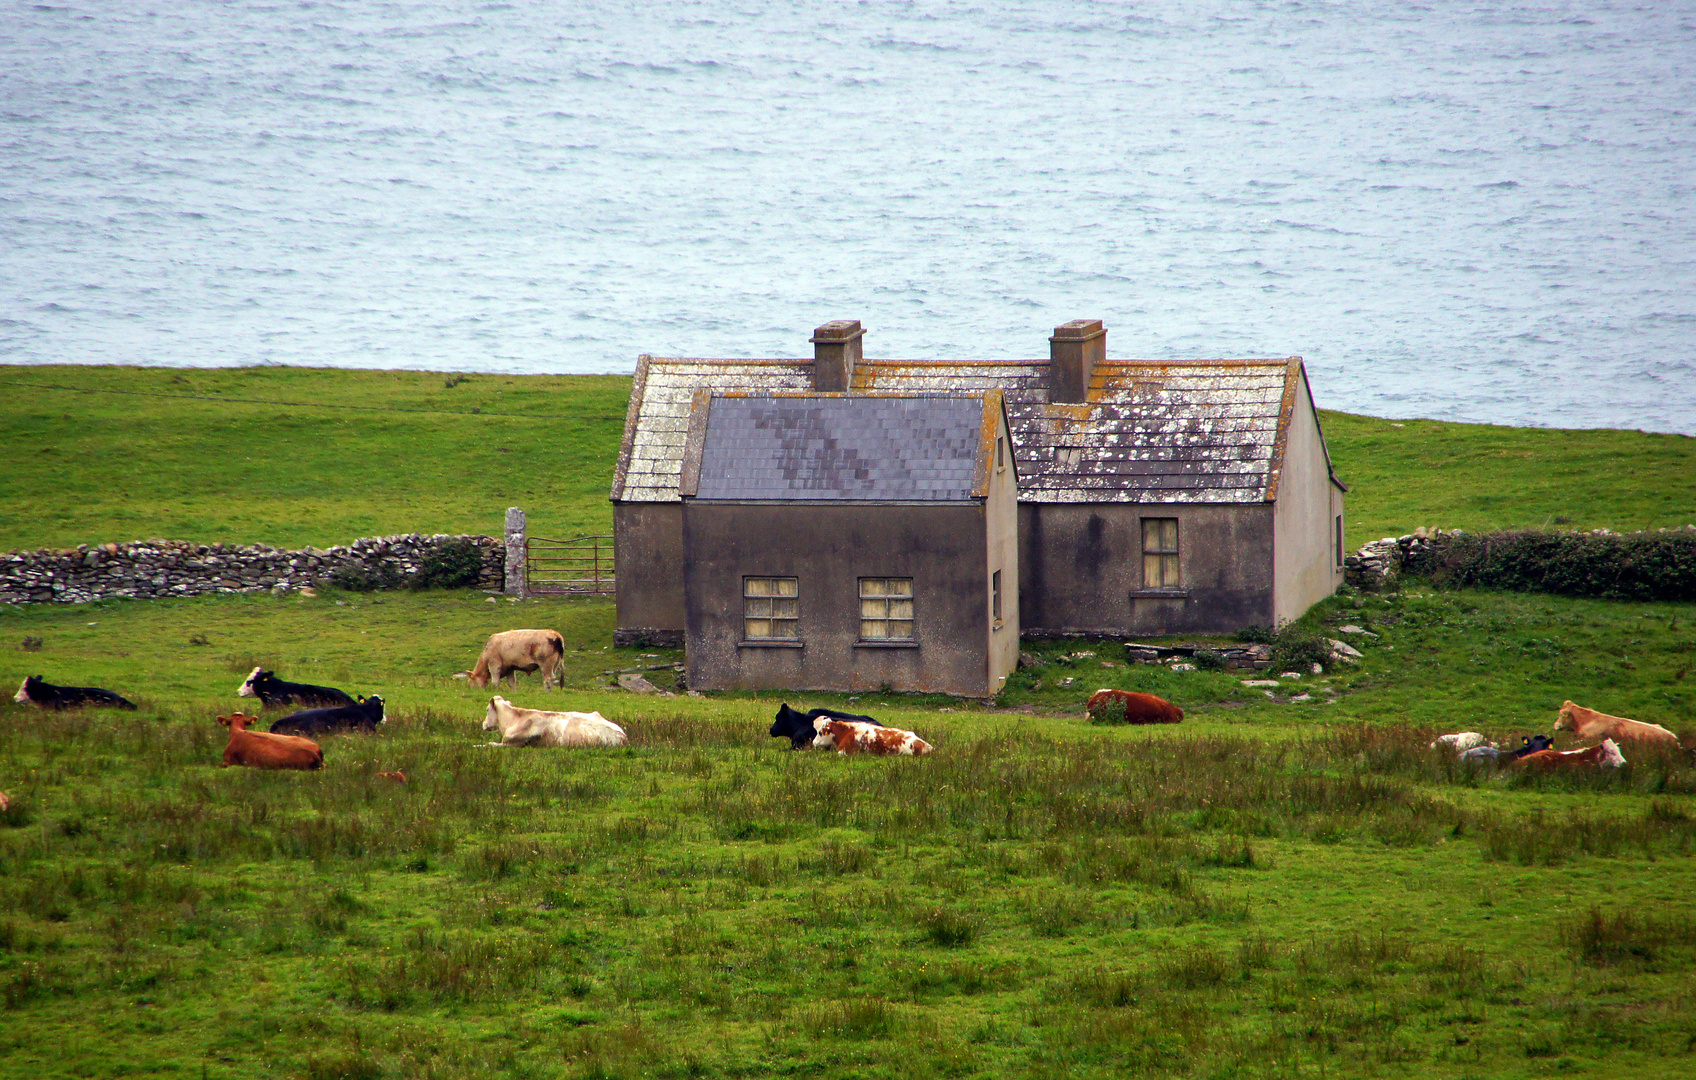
[
  {"x1": 1431, "y1": 732, "x2": 1491, "y2": 752},
  {"x1": 770, "y1": 703, "x2": 882, "y2": 750},
  {"x1": 812, "y1": 718, "x2": 933, "y2": 756},
  {"x1": 1555, "y1": 701, "x2": 1680, "y2": 746},
  {"x1": 375, "y1": 770, "x2": 407, "y2": 784},
  {"x1": 236, "y1": 667, "x2": 356, "y2": 709},
  {"x1": 219, "y1": 713, "x2": 323, "y2": 770},
  {"x1": 481, "y1": 696, "x2": 626, "y2": 747},
  {"x1": 269, "y1": 695, "x2": 385, "y2": 736},
  {"x1": 1516, "y1": 738, "x2": 1627, "y2": 770},
  {"x1": 460, "y1": 630, "x2": 566, "y2": 691},
  {"x1": 14, "y1": 675, "x2": 136, "y2": 711},
  {"x1": 1085, "y1": 689, "x2": 1183, "y2": 724}
]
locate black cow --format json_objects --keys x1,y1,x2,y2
[
  {"x1": 1460, "y1": 734, "x2": 1557, "y2": 764},
  {"x1": 1511, "y1": 734, "x2": 1556, "y2": 758},
  {"x1": 14, "y1": 675, "x2": 137, "y2": 711},
  {"x1": 269, "y1": 695, "x2": 385, "y2": 736},
  {"x1": 237, "y1": 667, "x2": 356, "y2": 709},
  {"x1": 769, "y1": 703, "x2": 882, "y2": 750}
]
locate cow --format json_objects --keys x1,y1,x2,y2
[
  {"x1": 481, "y1": 695, "x2": 626, "y2": 747},
  {"x1": 1431, "y1": 732, "x2": 1490, "y2": 752},
  {"x1": 1516, "y1": 738, "x2": 1627, "y2": 770},
  {"x1": 459, "y1": 630, "x2": 566, "y2": 691},
  {"x1": 14, "y1": 675, "x2": 137, "y2": 711},
  {"x1": 269, "y1": 695, "x2": 384, "y2": 736},
  {"x1": 1085, "y1": 689, "x2": 1183, "y2": 724},
  {"x1": 1555, "y1": 701, "x2": 1680, "y2": 746},
  {"x1": 219, "y1": 712, "x2": 323, "y2": 770},
  {"x1": 236, "y1": 667, "x2": 356, "y2": 709},
  {"x1": 770, "y1": 703, "x2": 882, "y2": 750},
  {"x1": 812, "y1": 718, "x2": 933, "y2": 756},
  {"x1": 1459, "y1": 735, "x2": 1555, "y2": 764},
  {"x1": 375, "y1": 771, "x2": 407, "y2": 784}
]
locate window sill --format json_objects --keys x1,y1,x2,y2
[
  {"x1": 738, "y1": 639, "x2": 804, "y2": 649},
  {"x1": 854, "y1": 640, "x2": 919, "y2": 649},
  {"x1": 1130, "y1": 589, "x2": 1190, "y2": 600},
  {"x1": 992, "y1": 619, "x2": 1005, "y2": 631}
]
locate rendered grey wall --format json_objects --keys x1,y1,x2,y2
[
  {"x1": 613, "y1": 502, "x2": 685, "y2": 645},
  {"x1": 1018, "y1": 502, "x2": 1275, "y2": 635},
  {"x1": 1272, "y1": 378, "x2": 1346, "y2": 625},
  {"x1": 681, "y1": 502, "x2": 995, "y2": 696}
]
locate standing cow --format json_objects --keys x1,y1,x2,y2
[{"x1": 460, "y1": 629, "x2": 566, "y2": 691}]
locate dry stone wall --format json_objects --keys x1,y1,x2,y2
[{"x1": 0, "y1": 534, "x2": 503, "y2": 605}]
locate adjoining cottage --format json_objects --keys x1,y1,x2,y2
[
  {"x1": 611, "y1": 320, "x2": 1346, "y2": 682},
  {"x1": 678, "y1": 392, "x2": 1018, "y2": 697}
]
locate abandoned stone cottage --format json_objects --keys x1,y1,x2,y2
[{"x1": 610, "y1": 319, "x2": 1346, "y2": 695}]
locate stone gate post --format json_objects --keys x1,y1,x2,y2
[{"x1": 504, "y1": 507, "x2": 527, "y2": 597}]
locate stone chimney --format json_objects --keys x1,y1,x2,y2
[
  {"x1": 810, "y1": 320, "x2": 864, "y2": 392},
  {"x1": 1049, "y1": 319, "x2": 1106, "y2": 404}
]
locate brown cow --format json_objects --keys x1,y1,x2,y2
[
  {"x1": 811, "y1": 718, "x2": 933, "y2": 756},
  {"x1": 219, "y1": 713, "x2": 323, "y2": 770},
  {"x1": 1554, "y1": 701, "x2": 1680, "y2": 745},
  {"x1": 1086, "y1": 689, "x2": 1183, "y2": 724},
  {"x1": 1516, "y1": 738, "x2": 1626, "y2": 770},
  {"x1": 459, "y1": 629, "x2": 565, "y2": 690}
]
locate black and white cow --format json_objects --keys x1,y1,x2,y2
[
  {"x1": 769, "y1": 703, "x2": 882, "y2": 750},
  {"x1": 268, "y1": 695, "x2": 385, "y2": 736},
  {"x1": 14, "y1": 675, "x2": 137, "y2": 711},
  {"x1": 237, "y1": 667, "x2": 356, "y2": 709}
]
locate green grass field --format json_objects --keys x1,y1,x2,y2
[{"x1": 2, "y1": 364, "x2": 1694, "y2": 1079}]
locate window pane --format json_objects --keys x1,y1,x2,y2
[
  {"x1": 862, "y1": 597, "x2": 888, "y2": 618},
  {"x1": 888, "y1": 598, "x2": 913, "y2": 619},
  {"x1": 772, "y1": 598, "x2": 798, "y2": 619},
  {"x1": 889, "y1": 579, "x2": 912, "y2": 596},
  {"x1": 1160, "y1": 519, "x2": 1178, "y2": 550},
  {"x1": 888, "y1": 620, "x2": 913, "y2": 639},
  {"x1": 775, "y1": 578, "x2": 797, "y2": 597},
  {"x1": 862, "y1": 579, "x2": 887, "y2": 597},
  {"x1": 862, "y1": 619, "x2": 884, "y2": 639},
  {"x1": 745, "y1": 618, "x2": 770, "y2": 638},
  {"x1": 771, "y1": 619, "x2": 798, "y2": 639},
  {"x1": 1144, "y1": 554, "x2": 1163, "y2": 588},
  {"x1": 1162, "y1": 554, "x2": 1180, "y2": 586}
]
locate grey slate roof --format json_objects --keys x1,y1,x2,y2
[
  {"x1": 612, "y1": 356, "x2": 1327, "y2": 505},
  {"x1": 690, "y1": 395, "x2": 986, "y2": 502}
]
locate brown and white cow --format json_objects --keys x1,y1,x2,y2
[
  {"x1": 460, "y1": 629, "x2": 566, "y2": 690},
  {"x1": 811, "y1": 718, "x2": 933, "y2": 756},
  {"x1": 1516, "y1": 738, "x2": 1626, "y2": 770},
  {"x1": 1086, "y1": 689, "x2": 1183, "y2": 724},
  {"x1": 219, "y1": 713, "x2": 324, "y2": 770},
  {"x1": 1554, "y1": 701, "x2": 1680, "y2": 745},
  {"x1": 481, "y1": 696, "x2": 627, "y2": 747}
]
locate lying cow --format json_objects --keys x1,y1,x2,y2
[
  {"x1": 237, "y1": 667, "x2": 356, "y2": 709},
  {"x1": 770, "y1": 703, "x2": 882, "y2": 750},
  {"x1": 269, "y1": 695, "x2": 384, "y2": 736},
  {"x1": 1516, "y1": 738, "x2": 1626, "y2": 769},
  {"x1": 1459, "y1": 734, "x2": 1555, "y2": 763},
  {"x1": 1555, "y1": 700, "x2": 1680, "y2": 746},
  {"x1": 14, "y1": 675, "x2": 136, "y2": 710},
  {"x1": 460, "y1": 629, "x2": 565, "y2": 691},
  {"x1": 219, "y1": 712, "x2": 323, "y2": 770},
  {"x1": 481, "y1": 695, "x2": 626, "y2": 747},
  {"x1": 1431, "y1": 732, "x2": 1490, "y2": 752},
  {"x1": 812, "y1": 718, "x2": 933, "y2": 756},
  {"x1": 1085, "y1": 689, "x2": 1183, "y2": 724}
]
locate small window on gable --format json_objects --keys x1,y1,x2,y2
[
  {"x1": 1334, "y1": 515, "x2": 1344, "y2": 567},
  {"x1": 859, "y1": 578, "x2": 914, "y2": 640},
  {"x1": 744, "y1": 577, "x2": 799, "y2": 640},
  {"x1": 992, "y1": 569, "x2": 1003, "y2": 625},
  {"x1": 1142, "y1": 518, "x2": 1180, "y2": 589},
  {"x1": 997, "y1": 436, "x2": 1006, "y2": 471}
]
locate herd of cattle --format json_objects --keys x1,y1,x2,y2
[{"x1": 6, "y1": 627, "x2": 1683, "y2": 777}]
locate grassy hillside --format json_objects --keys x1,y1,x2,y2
[
  {"x1": 2, "y1": 364, "x2": 1694, "y2": 1078},
  {"x1": 1, "y1": 364, "x2": 1691, "y2": 553}
]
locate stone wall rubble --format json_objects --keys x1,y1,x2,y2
[
  {"x1": 0, "y1": 534, "x2": 503, "y2": 605},
  {"x1": 1344, "y1": 524, "x2": 1696, "y2": 591}
]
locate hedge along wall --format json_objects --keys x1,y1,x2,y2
[
  {"x1": 0, "y1": 534, "x2": 504, "y2": 606},
  {"x1": 1348, "y1": 527, "x2": 1696, "y2": 602}
]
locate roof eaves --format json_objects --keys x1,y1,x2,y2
[
  {"x1": 1262, "y1": 357, "x2": 1303, "y2": 503},
  {"x1": 609, "y1": 354, "x2": 652, "y2": 502}
]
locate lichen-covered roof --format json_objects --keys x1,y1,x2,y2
[
  {"x1": 688, "y1": 395, "x2": 987, "y2": 502},
  {"x1": 612, "y1": 355, "x2": 1318, "y2": 504}
]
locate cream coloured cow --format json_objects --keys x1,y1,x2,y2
[
  {"x1": 1555, "y1": 701, "x2": 1680, "y2": 746},
  {"x1": 481, "y1": 696, "x2": 627, "y2": 748},
  {"x1": 459, "y1": 629, "x2": 565, "y2": 690}
]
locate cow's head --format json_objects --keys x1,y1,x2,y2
[
  {"x1": 1521, "y1": 734, "x2": 1553, "y2": 754},
  {"x1": 219, "y1": 712, "x2": 258, "y2": 732},
  {"x1": 1553, "y1": 700, "x2": 1588, "y2": 732},
  {"x1": 361, "y1": 695, "x2": 386, "y2": 721},
  {"x1": 13, "y1": 676, "x2": 38, "y2": 704},
  {"x1": 1596, "y1": 739, "x2": 1626, "y2": 768},
  {"x1": 237, "y1": 667, "x2": 268, "y2": 698},
  {"x1": 483, "y1": 696, "x2": 510, "y2": 731}
]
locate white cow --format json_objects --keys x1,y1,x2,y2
[
  {"x1": 1430, "y1": 732, "x2": 1491, "y2": 753},
  {"x1": 481, "y1": 696, "x2": 627, "y2": 748}
]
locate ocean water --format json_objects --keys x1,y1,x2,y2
[{"x1": 2, "y1": 1, "x2": 1692, "y2": 433}]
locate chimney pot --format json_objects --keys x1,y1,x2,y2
[
  {"x1": 811, "y1": 320, "x2": 865, "y2": 392},
  {"x1": 1049, "y1": 319, "x2": 1106, "y2": 403}
]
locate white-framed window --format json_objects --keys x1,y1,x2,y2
[
  {"x1": 859, "y1": 577, "x2": 914, "y2": 641},
  {"x1": 744, "y1": 576, "x2": 799, "y2": 640},
  {"x1": 1142, "y1": 518, "x2": 1180, "y2": 588}
]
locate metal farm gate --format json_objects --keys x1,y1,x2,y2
[{"x1": 525, "y1": 535, "x2": 615, "y2": 596}]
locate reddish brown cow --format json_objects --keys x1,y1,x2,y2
[
  {"x1": 1516, "y1": 738, "x2": 1626, "y2": 770},
  {"x1": 1086, "y1": 689, "x2": 1183, "y2": 724},
  {"x1": 219, "y1": 713, "x2": 323, "y2": 770}
]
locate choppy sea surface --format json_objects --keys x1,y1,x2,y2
[{"x1": 2, "y1": 1, "x2": 1693, "y2": 433}]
